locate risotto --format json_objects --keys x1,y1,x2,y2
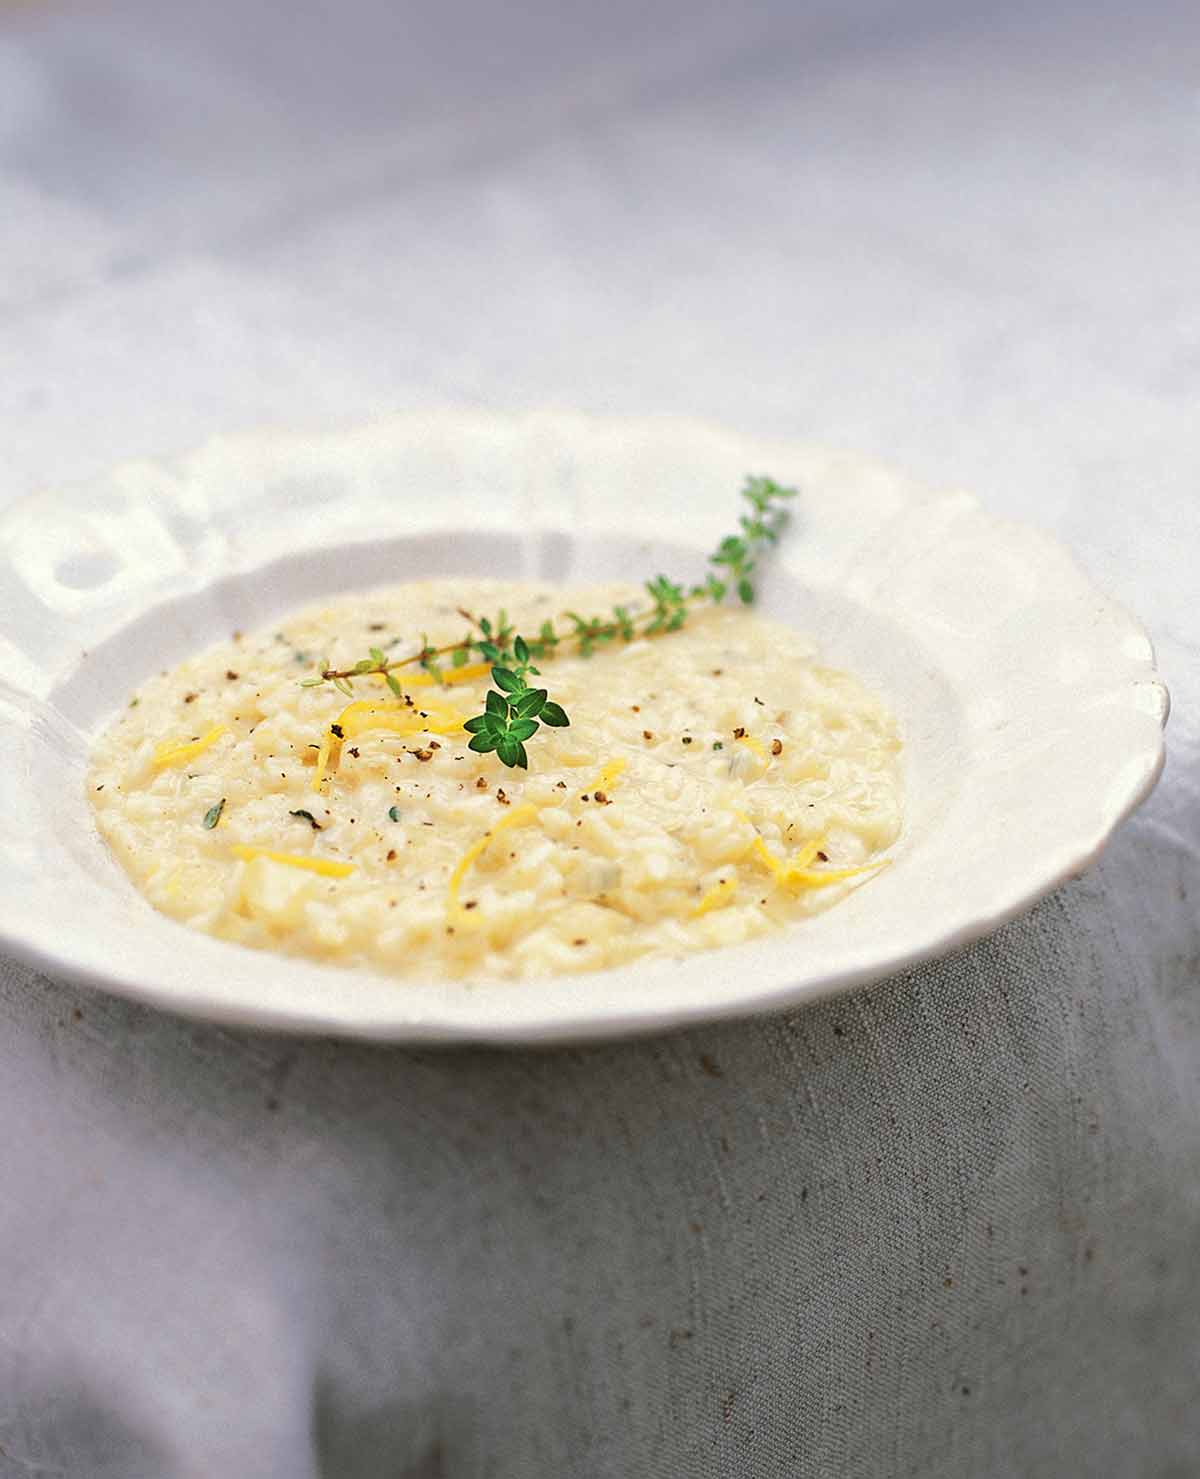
[{"x1": 88, "y1": 580, "x2": 903, "y2": 980}]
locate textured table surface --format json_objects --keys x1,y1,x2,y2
[{"x1": 0, "y1": 2, "x2": 1197, "y2": 1475}]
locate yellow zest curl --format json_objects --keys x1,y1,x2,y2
[
  {"x1": 231, "y1": 846, "x2": 355, "y2": 878},
  {"x1": 692, "y1": 872, "x2": 739, "y2": 917},
  {"x1": 736, "y1": 733, "x2": 775, "y2": 780},
  {"x1": 312, "y1": 698, "x2": 466, "y2": 791},
  {"x1": 312, "y1": 731, "x2": 338, "y2": 792},
  {"x1": 589, "y1": 758, "x2": 627, "y2": 796},
  {"x1": 446, "y1": 803, "x2": 539, "y2": 923},
  {"x1": 152, "y1": 725, "x2": 226, "y2": 770},
  {"x1": 331, "y1": 698, "x2": 465, "y2": 739},
  {"x1": 736, "y1": 812, "x2": 884, "y2": 891}
]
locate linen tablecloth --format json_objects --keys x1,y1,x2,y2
[{"x1": 1, "y1": 1, "x2": 1197, "y2": 1474}]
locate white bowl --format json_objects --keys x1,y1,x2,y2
[{"x1": 0, "y1": 409, "x2": 1169, "y2": 1042}]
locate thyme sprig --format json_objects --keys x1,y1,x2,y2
[{"x1": 302, "y1": 475, "x2": 795, "y2": 769}]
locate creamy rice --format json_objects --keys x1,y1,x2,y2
[{"x1": 88, "y1": 580, "x2": 903, "y2": 980}]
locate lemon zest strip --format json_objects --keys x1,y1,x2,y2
[
  {"x1": 735, "y1": 734, "x2": 770, "y2": 765},
  {"x1": 230, "y1": 845, "x2": 354, "y2": 878},
  {"x1": 589, "y1": 758, "x2": 627, "y2": 795},
  {"x1": 446, "y1": 803, "x2": 540, "y2": 923},
  {"x1": 152, "y1": 725, "x2": 226, "y2": 770},
  {"x1": 312, "y1": 699, "x2": 466, "y2": 791},
  {"x1": 312, "y1": 731, "x2": 338, "y2": 792},
  {"x1": 331, "y1": 698, "x2": 465, "y2": 738},
  {"x1": 692, "y1": 872, "x2": 739, "y2": 918},
  {"x1": 735, "y1": 812, "x2": 884, "y2": 891}
]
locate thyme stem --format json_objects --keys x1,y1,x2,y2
[{"x1": 303, "y1": 474, "x2": 797, "y2": 769}]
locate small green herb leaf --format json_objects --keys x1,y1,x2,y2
[
  {"x1": 463, "y1": 714, "x2": 490, "y2": 734},
  {"x1": 507, "y1": 718, "x2": 539, "y2": 743},
  {"x1": 511, "y1": 688, "x2": 547, "y2": 719},
  {"x1": 491, "y1": 667, "x2": 522, "y2": 694},
  {"x1": 202, "y1": 798, "x2": 226, "y2": 830},
  {"x1": 484, "y1": 689, "x2": 508, "y2": 718},
  {"x1": 468, "y1": 732, "x2": 501, "y2": 754},
  {"x1": 388, "y1": 805, "x2": 401, "y2": 822},
  {"x1": 385, "y1": 672, "x2": 405, "y2": 699},
  {"x1": 539, "y1": 701, "x2": 570, "y2": 727}
]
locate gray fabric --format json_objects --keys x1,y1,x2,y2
[{"x1": 1, "y1": 1, "x2": 1197, "y2": 1475}]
